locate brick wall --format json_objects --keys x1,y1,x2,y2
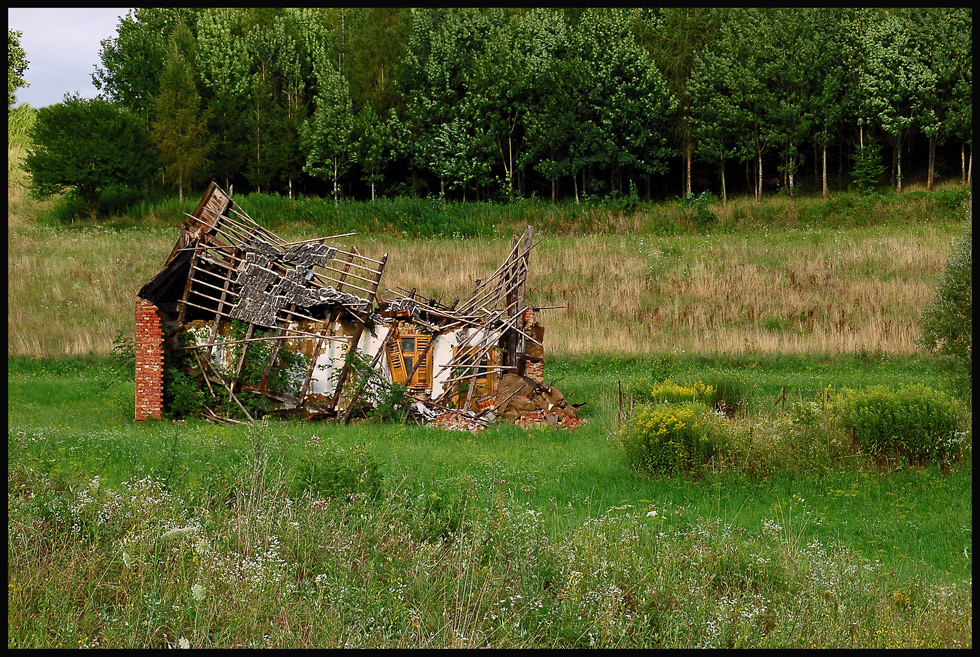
[
  {"x1": 525, "y1": 359, "x2": 544, "y2": 383},
  {"x1": 135, "y1": 299, "x2": 165, "y2": 420},
  {"x1": 521, "y1": 307, "x2": 544, "y2": 382}
]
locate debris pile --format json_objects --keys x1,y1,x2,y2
[
  {"x1": 411, "y1": 402, "x2": 491, "y2": 431},
  {"x1": 495, "y1": 374, "x2": 584, "y2": 428}
]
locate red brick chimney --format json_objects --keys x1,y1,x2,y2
[{"x1": 135, "y1": 299, "x2": 165, "y2": 420}]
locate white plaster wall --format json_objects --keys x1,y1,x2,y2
[
  {"x1": 308, "y1": 322, "x2": 391, "y2": 398},
  {"x1": 431, "y1": 326, "x2": 497, "y2": 399}
]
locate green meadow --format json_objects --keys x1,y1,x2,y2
[
  {"x1": 7, "y1": 347, "x2": 972, "y2": 648},
  {"x1": 7, "y1": 136, "x2": 972, "y2": 647}
]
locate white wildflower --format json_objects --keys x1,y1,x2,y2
[
  {"x1": 161, "y1": 526, "x2": 198, "y2": 541},
  {"x1": 191, "y1": 583, "x2": 207, "y2": 601}
]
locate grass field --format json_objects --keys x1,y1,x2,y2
[
  {"x1": 7, "y1": 353, "x2": 972, "y2": 648},
  {"x1": 7, "y1": 143, "x2": 972, "y2": 648}
]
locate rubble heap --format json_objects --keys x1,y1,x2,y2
[{"x1": 496, "y1": 373, "x2": 584, "y2": 428}]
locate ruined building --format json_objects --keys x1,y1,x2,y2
[{"x1": 135, "y1": 184, "x2": 581, "y2": 429}]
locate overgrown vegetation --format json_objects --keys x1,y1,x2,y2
[
  {"x1": 918, "y1": 220, "x2": 972, "y2": 393},
  {"x1": 836, "y1": 384, "x2": 967, "y2": 465},
  {"x1": 620, "y1": 367, "x2": 968, "y2": 477},
  {"x1": 7, "y1": 353, "x2": 973, "y2": 648},
  {"x1": 23, "y1": 94, "x2": 156, "y2": 216}
]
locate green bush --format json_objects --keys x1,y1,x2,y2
[
  {"x1": 700, "y1": 370, "x2": 750, "y2": 417},
  {"x1": 683, "y1": 191, "x2": 719, "y2": 226},
  {"x1": 850, "y1": 139, "x2": 885, "y2": 195},
  {"x1": 835, "y1": 384, "x2": 966, "y2": 463},
  {"x1": 621, "y1": 402, "x2": 727, "y2": 476},
  {"x1": 646, "y1": 379, "x2": 714, "y2": 405},
  {"x1": 162, "y1": 367, "x2": 206, "y2": 419},
  {"x1": 919, "y1": 218, "x2": 971, "y2": 393}
]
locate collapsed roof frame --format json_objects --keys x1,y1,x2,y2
[{"x1": 137, "y1": 183, "x2": 541, "y2": 424}]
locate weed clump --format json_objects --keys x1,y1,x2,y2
[
  {"x1": 835, "y1": 384, "x2": 967, "y2": 464},
  {"x1": 621, "y1": 402, "x2": 727, "y2": 476}
]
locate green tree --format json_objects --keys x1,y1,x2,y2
[
  {"x1": 691, "y1": 9, "x2": 772, "y2": 201},
  {"x1": 8, "y1": 28, "x2": 29, "y2": 109},
  {"x1": 514, "y1": 9, "x2": 571, "y2": 202},
  {"x1": 346, "y1": 8, "x2": 411, "y2": 115},
  {"x1": 638, "y1": 8, "x2": 720, "y2": 197},
  {"x1": 806, "y1": 9, "x2": 848, "y2": 198},
  {"x1": 399, "y1": 8, "x2": 501, "y2": 200},
  {"x1": 267, "y1": 11, "x2": 313, "y2": 198},
  {"x1": 24, "y1": 94, "x2": 156, "y2": 215},
  {"x1": 301, "y1": 60, "x2": 354, "y2": 203},
  {"x1": 93, "y1": 9, "x2": 197, "y2": 129},
  {"x1": 855, "y1": 9, "x2": 935, "y2": 193},
  {"x1": 152, "y1": 24, "x2": 212, "y2": 202},
  {"x1": 762, "y1": 9, "x2": 815, "y2": 198},
  {"x1": 689, "y1": 47, "x2": 745, "y2": 204},
  {"x1": 906, "y1": 8, "x2": 972, "y2": 191},
  {"x1": 195, "y1": 7, "x2": 252, "y2": 192},
  {"x1": 354, "y1": 106, "x2": 401, "y2": 200},
  {"x1": 919, "y1": 218, "x2": 972, "y2": 392}
]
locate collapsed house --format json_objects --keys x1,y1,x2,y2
[{"x1": 134, "y1": 183, "x2": 582, "y2": 429}]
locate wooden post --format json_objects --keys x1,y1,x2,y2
[{"x1": 327, "y1": 254, "x2": 387, "y2": 415}]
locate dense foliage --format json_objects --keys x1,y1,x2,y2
[
  {"x1": 835, "y1": 384, "x2": 967, "y2": 464},
  {"x1": 8, "y1": 28, "x2": 29, "y2": 109},
  {"x1": 621, "y1": 401, "x2": 726, "y2": 475},
  {"x1": 23, "y1": 94, "x2": 157, "y2": 213},
  {"x1": 919, "y1": 221, "x2": 972, "y2": 391},
  {"x1": 41, "y1": 7, "x2": 969, "y2": 204}
]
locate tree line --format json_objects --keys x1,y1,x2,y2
[{"x1": 14, "y1": 8, "x2": 975, "y2": 207}]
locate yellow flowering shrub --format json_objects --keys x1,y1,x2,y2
[
  {"x1": 647, "y1": 379, "x2": 715, "y2": 405},
  {"x1": 621, "y1": 402, "x2": 726, "y2": 475}
]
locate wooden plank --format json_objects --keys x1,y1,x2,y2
[
  {"x1": 229, "y1": 323, "x2": 254, "y2": 396},
  {"x1": 199, "y1": 353, "x2": 255, "y2": 422}
]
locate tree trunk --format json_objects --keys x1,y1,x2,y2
[
  {"x1": 927, "y1": 135, "x2": 935, "y2": 191},
  {"x1": 822, "y1": 143, "x2": 828, "y2": 199},
  {"x1": 968, "y1": 139, "x2": 973, "y2": 185},
  {"x1": 896, "y1": 130, "x2": 903, "y2": 194},
  {"x1": 890, "y1": 137, "x2": 897, "y2": 190},
  {"x1": 685, "y1": 139, "x2": 692, "y2": 196},
  {"x1": 787, "y1": 148, "x2": 795, "y2": 198},
  {"x1": 573, "y1": 167, "x2": 579, "y2": 204},
  {"x1": 721, "y1": 162, "x2": 727, "y2": 205},
  {"x1": 962, "y1": 142, "x2": 966, "y2": 184},
  {"x1": 508, "y1": 134, "x2": 514, "y2": 196},
  {"x1": 757, "y1": 150, "x2": 763, "y2": 202}
]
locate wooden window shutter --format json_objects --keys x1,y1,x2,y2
[
  {"x1": 387, "y1": 335, "x2": 407, "y2": 385},
  {"x1": 411, "y1": 335, "x2": 432, "y2": 389}
]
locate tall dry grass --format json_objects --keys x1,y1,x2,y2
[
  {"x1": 7, "y1": 220, "x2": 963, "y2": 358},
  {"x1": 7, "y1": 138, "x2": 966, "y2": 358},
  {"x1": 373, "y1": 224, "x2": 959, "y2": 357}
]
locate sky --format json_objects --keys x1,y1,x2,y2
[{"x1": 8, "y1": 7, "x2": 133, "y2": 108}]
